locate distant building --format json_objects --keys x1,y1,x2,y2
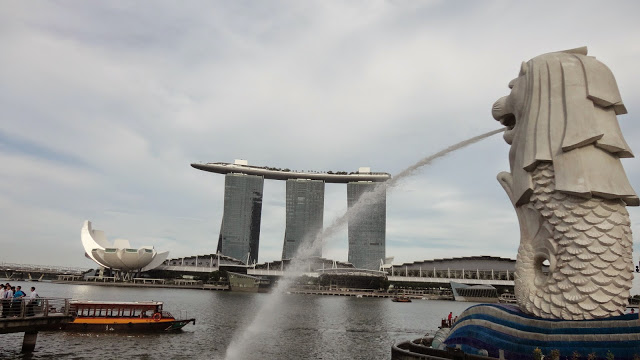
[
  {"x1": 163, "y1": 253, "x2": 246, "y2": 268},
  {"x1": 81, "y1": 220, "x2": 169, "y2": 273},
  {"x1": 347, "y1": 181, "x2": 386, "y2": 270},
  {"x1": 253, "y1": 256, "x2": 355, "y2": 272},
  {"x1": 193, "y1": 160, "x2": 391, "y2": 266},
  {"x1": 389, "y1": 256, "x2": 517, "y2": 281},
  {"x1": 282, "y1": 179, "x2": 325, "y2": 260},
  {"x1": 217, "y1": 173, "x2": 264, "y2": 264}
]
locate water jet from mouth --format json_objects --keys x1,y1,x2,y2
[{"x1": 224, "y1": 127, "x2": 505, "y2": 359}]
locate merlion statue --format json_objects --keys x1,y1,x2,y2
[{"x1": 492, "y1": 47, "x2": 638, "y2": 320}]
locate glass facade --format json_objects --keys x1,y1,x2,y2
[
  {"x1": 347, "y1": 182, "x2": 386, "y2": 270},
  {"x1": 217, "y1": 174, "x2": 264, "y2": 264},
  {"x1": 282, "y1": 179, "x2": 325, "y2": 260}
]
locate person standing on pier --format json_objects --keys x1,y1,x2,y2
[
  {"x1": 12, "y1": 286, "x2": 25, "y2": 317},
  {"x1": 447, "y1": 312, "x2": 453, "y2": 327},
  {"x1": 0, "y1": 285, "x2": 5, "y2": 317},
  {"x1": 3, "y1": 285, "x2": 14, "y2": 317},
  {"x1": 26, "y1": 287, "x2": 38, "y2": 317}
]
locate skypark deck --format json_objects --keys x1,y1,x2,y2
[{"x1": 191, "y1": 162, "x2": 391, "y2": 183}]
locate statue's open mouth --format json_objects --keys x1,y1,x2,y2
[
  {"x1": 499, "y1": 114, "x2": 515, "y2": 129},
  {"x1": 498, "y1": 114, "x2": 516, "y2": 144}
]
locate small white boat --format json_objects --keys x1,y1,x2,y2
[{"x1": 498, "y1": 293, "x2": 517, "y2": 304}]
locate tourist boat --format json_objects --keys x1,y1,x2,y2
[
  {"x1": 62, "y1": 300, "x2": 195, "y2": 332},
  {"x1": 498, "y1": 293, "x2": 517, "y2": 304},
  {"x1": 391, "y1": 296, "x2": 412, "y2": 303}
]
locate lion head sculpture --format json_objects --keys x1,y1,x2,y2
[{"x1": 492, "y1": 46, "x2": 637, "y2": 208}]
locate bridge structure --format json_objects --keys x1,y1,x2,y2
[
  {"x1": 0, "y1": 297, "x2": 72, "y2": 352},
  {"x1": 0, "y1": 263, "x2": 88, "y2": 281},
  {"x1": 192, "y1": 159, "x2": 391, "y2": 270}
]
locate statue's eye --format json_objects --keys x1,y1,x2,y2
[{"x1": 519, "y1": 61, "x2": 528, "y2": 76}]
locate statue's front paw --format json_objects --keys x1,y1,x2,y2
[{"x1": 497, "y1": 172, "x2": 515, "y2": 203}]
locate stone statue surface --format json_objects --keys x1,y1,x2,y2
[{"x1": 492, "y1": 47, "x2": 637, "y2": 320}]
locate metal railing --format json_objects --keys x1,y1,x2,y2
[{"x1": 0, "y1": 297, "x2": 70, "y2": 319}]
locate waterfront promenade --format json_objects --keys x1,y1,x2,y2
[
  {"x1": 288, "y1": 288, "x2": 452, "y2": 300},
  {"x1": 52, "y1": 279, "x2": 230, "y2": 291}
]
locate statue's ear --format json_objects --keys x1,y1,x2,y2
[
  {"x1": 562, "y1": 46, "x2": 588, "y2": 55},
  {"x1": 579, "y1": 56, "x2": 627, "y2": 115},
  {"x1": 519, "y1": 61, "x2": 528, "y2": 76}
]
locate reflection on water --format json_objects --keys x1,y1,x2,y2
[{"x1": 0, "y1": 283, "x2": 474, "y2": 359}]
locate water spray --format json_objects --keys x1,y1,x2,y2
[{"x1": 224, "y1": 127, "x2": 505, "y2": 359}]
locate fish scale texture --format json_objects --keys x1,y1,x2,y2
[{"x1": 515, "y1": 162, "x2": 633, "y2": 320}]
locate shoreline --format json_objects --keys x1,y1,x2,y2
[
  {"x1": 49, "y1": 280, "x2": 230, "y2": 291},
  {"x1": 287, "y1": 289, "x2": 453, "y2": 300},
  {"x1": 47, "y1": 280, "x2": 454, "y2": 300}
]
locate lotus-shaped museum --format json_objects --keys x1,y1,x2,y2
[{"x1": 81, "y1": 220, "x2": 169, "y2": 272}]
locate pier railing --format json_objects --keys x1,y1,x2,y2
[
  {"x1": 0, "y1": 297, "x2": 73, "y2": 353},
  {"x1": 1, "y1": 297, "x2": 70, "y2": 319}
]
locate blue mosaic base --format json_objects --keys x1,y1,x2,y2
[{"x1": 443, "y1": 304, "x2": 640, "y2": 360}]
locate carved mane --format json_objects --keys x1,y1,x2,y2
[{"x1": 509, "y1": 47, "x2": 638, "y2": 207}]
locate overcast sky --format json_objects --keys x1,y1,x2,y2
[{"x1": 2, "y1": 1, "x2": 639, "y2": 290}]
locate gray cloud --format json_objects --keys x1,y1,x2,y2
[{"x1": 1, "y1": 1, "x2": 639, "y2": 289}]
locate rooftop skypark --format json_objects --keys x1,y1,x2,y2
[{"x1": 191, "y1": 160, "x2": 391, "y2": 183}]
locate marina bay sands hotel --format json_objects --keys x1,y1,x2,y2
[{"x1": 191, "y1": 160, "x2": 391, "y2": 270}]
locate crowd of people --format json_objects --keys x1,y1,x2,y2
[{"x1": 0, "y1": 283, "x2": 39, "y2": 317}]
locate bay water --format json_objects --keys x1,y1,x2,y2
[{"x1": 0, "y1": 282, "x2": 475, "y2": 359}]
